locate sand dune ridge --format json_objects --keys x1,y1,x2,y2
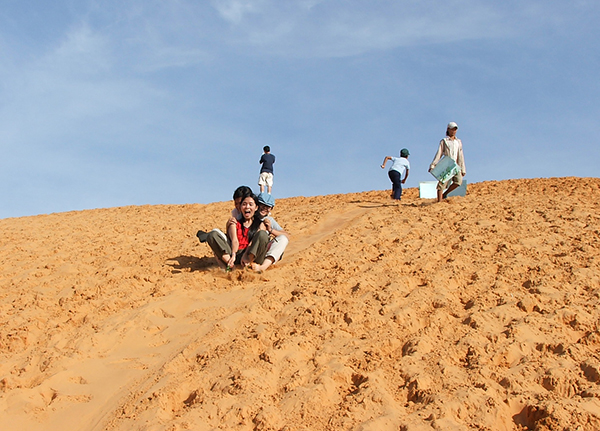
[{"x1": 1, "y1": 177, "x2": 599, "y2": 430}]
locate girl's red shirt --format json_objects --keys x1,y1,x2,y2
[{"x1": 236, "y1": 221, "x2": 250, "y2": 250}]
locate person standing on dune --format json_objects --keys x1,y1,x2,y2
[
  {"x1": 258, "y1": 146, "x2": 275, "y2": 194},
  {"x1": 429, "y1": 122, "x2": 466, "y2": 202}
]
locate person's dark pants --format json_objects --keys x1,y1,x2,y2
[
  {"x1": 206, "y1": 230, "x2": 238, "y2": 262},
  {"x1": 388, "y1": 169, "x2": 402, "y2": 200},
  {"x1": 246, "y1": 230, "x2": 270, "y2": 264},
  {"x1": 206, "y1": 229, "x2": 269, "y2": 265}
]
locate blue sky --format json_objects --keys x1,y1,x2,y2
[{"x1": 0, "y1": 0, "x2": 598, "y2": 218}]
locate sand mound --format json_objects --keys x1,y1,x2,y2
[{"x1": 1, "y1": 177, "x2": 599, "y2": 431}]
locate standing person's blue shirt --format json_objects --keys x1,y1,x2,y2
[{"x1": 258, "y1": 146, "x2": 276, "y2": 193}]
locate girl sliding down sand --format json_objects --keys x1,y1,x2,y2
[{"x1": 203, "y1": 193, "x2": 270, "y2": 270}]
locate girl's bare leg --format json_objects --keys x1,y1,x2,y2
[
  {"x1": 241, "y1": 251, "x2": 254, "y2": 267},
  {"x1": 251, "y1": 256, "x2": 275, "y2": 272},
  {"x1": 214, "y1": 253, "x2": 231, "y2": 269}
]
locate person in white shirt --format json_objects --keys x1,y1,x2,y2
[
  {"x1": 250, "y1": 192, "x2": 289, "y2": 272},
  {"x1": 381, "y1": 148, "x2": 410, "y2": 200},
  {"x1": 429, "y1": 122, "x2": 466, "y2": 202}
]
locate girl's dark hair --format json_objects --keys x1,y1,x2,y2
[{"x1": 239, "y1": 194, "x2": 263, "y2": 243}]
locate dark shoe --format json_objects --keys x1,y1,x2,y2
[{"x1": 196, "y1": 230, "x2": 209, "y2": 243}]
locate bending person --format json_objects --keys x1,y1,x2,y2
[{"x1": 381, "y1": 148, "x2": 410, "y2": 200}]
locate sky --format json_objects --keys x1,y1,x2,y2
[{"x1": 0, "y1": 0, "x2": 598, "y2": 218}]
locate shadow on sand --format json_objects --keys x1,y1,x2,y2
[
  {"x1": 166, "y1": 255, "x2": 217, "y2": 273},
  {"x1": 349, "y1": 200, "x2": 435, "y2": 208}
]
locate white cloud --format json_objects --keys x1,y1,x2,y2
[
  {"x1": 201, "y1": 0, "x2": 600, "y2": 58},
  {"x1": 1, "y1": 24, "x2": 158, "y2": 136},
  {"x1": 202, "y1": 0, "x2": 518, "y2": 57},
  {"x1": 211, "y1": 0, "x2": 265, "y2": 25}
]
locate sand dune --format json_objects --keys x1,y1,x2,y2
[{"x1": 1, "y1": 177, "x2": 599, "y2": 431}]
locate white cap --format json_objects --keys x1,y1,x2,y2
[{"x1": 447, "y1": 122, "x2": 458, "y2": 129}]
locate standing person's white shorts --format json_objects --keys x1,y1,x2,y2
[{"x1": 258, "y1": 172, "x2": 273, "y2": 188}]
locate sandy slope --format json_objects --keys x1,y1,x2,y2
[{"x1": 1, "y1": 177, "x2": 599, "y2": 431}]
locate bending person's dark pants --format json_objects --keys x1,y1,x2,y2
[{"x1": 388, "y1": 169, "x2": 403, "y2": 200}]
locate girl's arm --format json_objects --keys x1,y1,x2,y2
[{"x1": 227, "y1": 222, "x2": 239, "y2": 266}]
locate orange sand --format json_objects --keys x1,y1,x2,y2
[{"x1": 1, "y1": 177, "x2": 599, "y2": 430}]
